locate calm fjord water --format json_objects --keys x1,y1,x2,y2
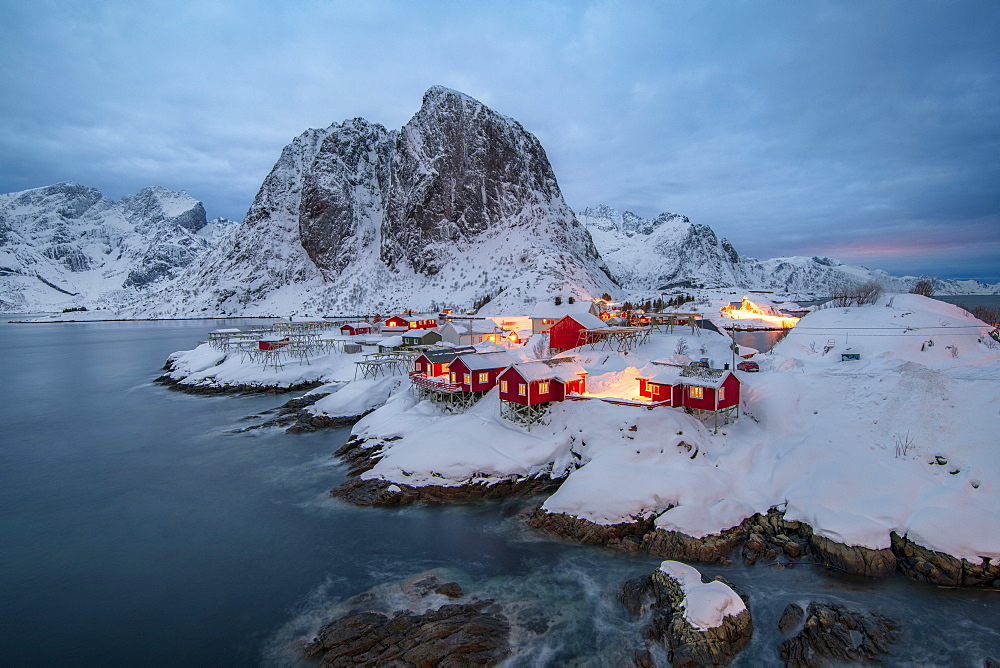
[{"x1": 1, "y1": 318, "x2": 997, "y2": 666}]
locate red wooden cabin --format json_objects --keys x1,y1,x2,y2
[
  {"x1": 497, "y1": 358, "x2": 588, "y2": 406},
  {"x1": 548, "y1": 313, "x2": 608, "y2": 352},
  {"x1": 636, "y1": 363, "x2": 740, "y2": 411},
  {"x1": 411, "y1": 346, "x2": 478, "y2": 378},
  {"x1": 447, "y1": 351, "x2": 515, "y2": 392},
  {"x1": 340, "y1": 322, "x2": 373, "y2": 336}
]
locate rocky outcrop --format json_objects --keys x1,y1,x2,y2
[
  {"x1": 330, "y1": 436, "x2": 564, "y2": 507},
  {"x1": 621, "y1": 563, "x2": 752, "y2": 666},
  {"x1": 891, "y1": 531, "x2": 1000, "y2": 587},
  {"x1": 809, "y1": 534, "x2": 896, "y2": 577},
  {"x1": 777, "y1": 602, "x2": 898, "y2": 667},
  {"x1": 154, "y1": 373, "x2": 322, "y2": 396},
  {"x1": 305, "y1": 574, "x2": 510, "y2": 666},
  {"x1": 528, "y1": 507, "x2": 1000, "y2": 588},
  {"x1": 333, "y1": 474, "x2": 562, "y2": 507}
]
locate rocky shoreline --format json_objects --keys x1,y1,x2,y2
[
  {"x1": 154, "y1": 369, "x2": 324, "y2": 396},
  {"x1": 526, "y1": 506, "x2": 1000, "y2": 588},
  {"x1": 326, "y1": 431, "x2": 999, "y2": 589},
  {"x1": 330, "y1": 435, "x2": 563, "y2": 506}
]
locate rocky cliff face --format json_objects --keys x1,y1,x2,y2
[
  {"x1": 0, "y1": 183, "x2": 232, "y2": 311},
  {"x1": 580, "y1": 205, "x2": 743, "y2": 291},
  {"x1": 581, "y1": 205, "x2": 1000, "y2": 296},
  {"x1": 139, "y1": 86, "x2": 615, "y2": 317}
]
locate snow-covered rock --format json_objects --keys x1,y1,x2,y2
[
  {"x1": 0, "y1": 182, "x2": 236, "y2": 311},
  {"x1": 135, "y1": 86, "x2": 617, "y2": 318}
]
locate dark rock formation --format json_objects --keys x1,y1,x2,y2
[
  {"x1": 154, "y1": 372, "x2": 323, "y2": 396},
  {"x1": 620, "y1": 564, "x2": 753, "y2": 666},
  {"x1": 527, "y1": 506, "x2": 1000, "y2": 588},
  {"x1": 332, "y1": 474, "x2": 562, "y2": 507},
  {"x1": 891, "y1": 531, "x2": 1000, "y2": 587},
  {"x1": 778, "y1": 602, "x2": 898, "y2": 667},
  {"x1": 304, "y1": 599, "x2": 510, "y2": 666}
]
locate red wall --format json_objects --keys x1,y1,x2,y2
[
  {"x1": 548, "y1": 317, "x2": 587, "y2": 351},
  {"x1": 449, "y1": 359, "x2": 506, "y2": 392},
  {"x1": 498, "y1": 368, "x2": 566, "y2": 405},
  {"x1": 386, "y1": 316, "x2": 436, "y2": 330}
]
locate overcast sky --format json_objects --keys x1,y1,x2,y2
[{"x1": 2, "y1": 1, "x2": 997, "y2": 282}]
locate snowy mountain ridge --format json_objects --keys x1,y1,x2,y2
[
  {"x1": 580, "y1": 205, "x2": 1000, "y2": 296},
  {"x1": 0, "y1": 182, "x2": 238, "y2": 311},
  {"x1": 135, "y1": 86, "x2": 617, "y2": 318}
]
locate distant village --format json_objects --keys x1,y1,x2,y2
[{"x1": 204, "y1": 294, "x2": 787, "y2": 432}]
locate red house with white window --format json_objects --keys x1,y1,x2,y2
[
  {"x1": 447, "y1": 351, "x2": 515, "y2": 393},
  {"x1": 340, "y1": 322, "x2": 373, "y2": 336},
  {"x1": 636, "y1": 362, "x2": 741, "y2": 430},
  {"x1": 497, "y1": 358, "x2": 588, "y2": 406},
  {"x1": 548, "y1": 313, "x2": 608, "y2": 352},
  {"x1": 411, "y1": 346, "x2": 478, "y2": 378},
  {"x1": 383, "y1": 313, "x2": 439, "y2": 334}
]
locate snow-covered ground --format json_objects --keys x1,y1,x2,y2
[{"x1": 345, "y1": 294, "x2": 999, "y2": 562}]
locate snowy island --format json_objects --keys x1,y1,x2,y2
[{"x1": 162, "y1": 294, "x2": 1000, "y2": 588}]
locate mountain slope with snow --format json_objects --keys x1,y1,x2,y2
[
  {"x1": 580, "y1": 205, "x2": 1000, "y2": 296},
  {"x1": 136, "y1": 87, "x2": 616, "y2": 318},
  {"x1": 0, "y1": 182, "x2": 236, "y2": 312}
]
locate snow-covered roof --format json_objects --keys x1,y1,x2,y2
[
  {"x1": 390, "y1": 312, "x2": 439, "y2": 322},
  {"x1": 564, "y1": 312, "x2": 607, "y2": 330},
  {"x1": 379, "y1": 335, "x2": 404, "y2": 347},
  {"x1": 341, "y1": 322, "x2": 371, "y2": 329},
  {"x1": 507, "y1": 358, "x2": 588, "y2": 383},
  {"x1": 635, "y1": 362, "x2": 733, "y2": 389},
  {"x1": 403, "y1": 329, "x2": 439, "y2": 339},
  {"x1": 636, "y1": 362, "x2": 686, "y2": 386},
  {"x1": 454, "y1": 351, "x2": 514, "y2": 371},
  {"x1": 679, "y1": 366, "x2": 732, "y2": 389},
  {"x1": 529, "y1": 300, "x2": 595, "y2": 319},
  {"x1": 418, "y1": 346, "x2": 478, "y2": 363}
]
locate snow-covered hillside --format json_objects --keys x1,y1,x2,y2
[
  {"x1": 134, "y1": 87, "x2": 617, "y2": 318},
  {"x1": 581, "y1": 205, "x2": 1000, "y2": 297},
  {"x1": 0, "y1": 182, "x2": 237, "y2": 312}
]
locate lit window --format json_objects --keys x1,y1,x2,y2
[
  {"x1": 500, "y1": 381, "x2": 508, "y2": 393},
  {"x1": 519, "y1": 383, "x2": 527, "y2": 396},
  {"x1": 538, "y1": 381, "x2": 550, "y2": 394},
  {"x1": 450, "y1": 372, "x2": 456, "y2": 383},
  {"x1": 719, "y1": 387, "x2": 725, "y2": 401},
  {"x1": 478, "y1": 372, "x2": 489, "y2": 383},
  {"x1": 689, "y1": 386, "x2": 703, "y2": 399},
  {"x1": 463, "y1": 374, "x2": 471, "y2": 384},
  {"x1": 442, "y1": 363, "x2": 449, "y2": 373}
]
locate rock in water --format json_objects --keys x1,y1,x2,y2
[
  {"x1": 778, "y1": 602, "x2": 898, "y2": 667},
  {"x1": 304, "y1": 599, "x2": 510, "y2": 666},
  {"x1": 138, "y1": 86, "x2": 616, "y2": 317},
  {"x1": 620, "y1": 560, "x2": 752, "y2": 666}
]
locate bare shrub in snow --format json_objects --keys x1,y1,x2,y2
[
  {"x1": 894, "y1": 432, "x2": 915, "y2": 458},
  {"x1": 971, "y1": 304, "x2": 1000, "y2": 327},
  {"x1": 675, "y1": 337, "x2": 689, "y2": 356},
  {"x1": 831, "y1": 281, "x2": 884, "y2": 307},
  {"x1": 531, "y1": 333, "x2": 551, "y2": 360},
  {"x1": 910, "y1": 280, "x2": 934, "y2": 297}
]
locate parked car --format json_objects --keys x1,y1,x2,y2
[{"x1": 736, "y1": 360, "x2": 759, "y2": 372}]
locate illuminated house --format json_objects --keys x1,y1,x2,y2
[
  {"x1": 498, "y1": 358, "x2": 589, "y2": 427},
  {"x1": 636, "y1": 362, "x2": 741, "y2": 431}
]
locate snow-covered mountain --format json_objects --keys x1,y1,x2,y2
[
  {"x1": 580, "y1": 205, "x2": 1000, "y2": 296},
  {"x1": 0, "y1": 182, "x2": 237, "y2": 312},
  {"x1": 580, "y1": 205, "x2": 743, "y2": 290},
  {"x1": 135, "y1": 86, "x2": 617, "y2": 318}
]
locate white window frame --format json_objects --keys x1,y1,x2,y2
[
  {"x1": 689, "y1": 386, "x2": 703, "y2": 400},
  {"x1": 478, "y1": 372, "x2": 489, "y2": 383},
  {"x1": 500, "y1": 380, "x2": 508, "y2": 393}
]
